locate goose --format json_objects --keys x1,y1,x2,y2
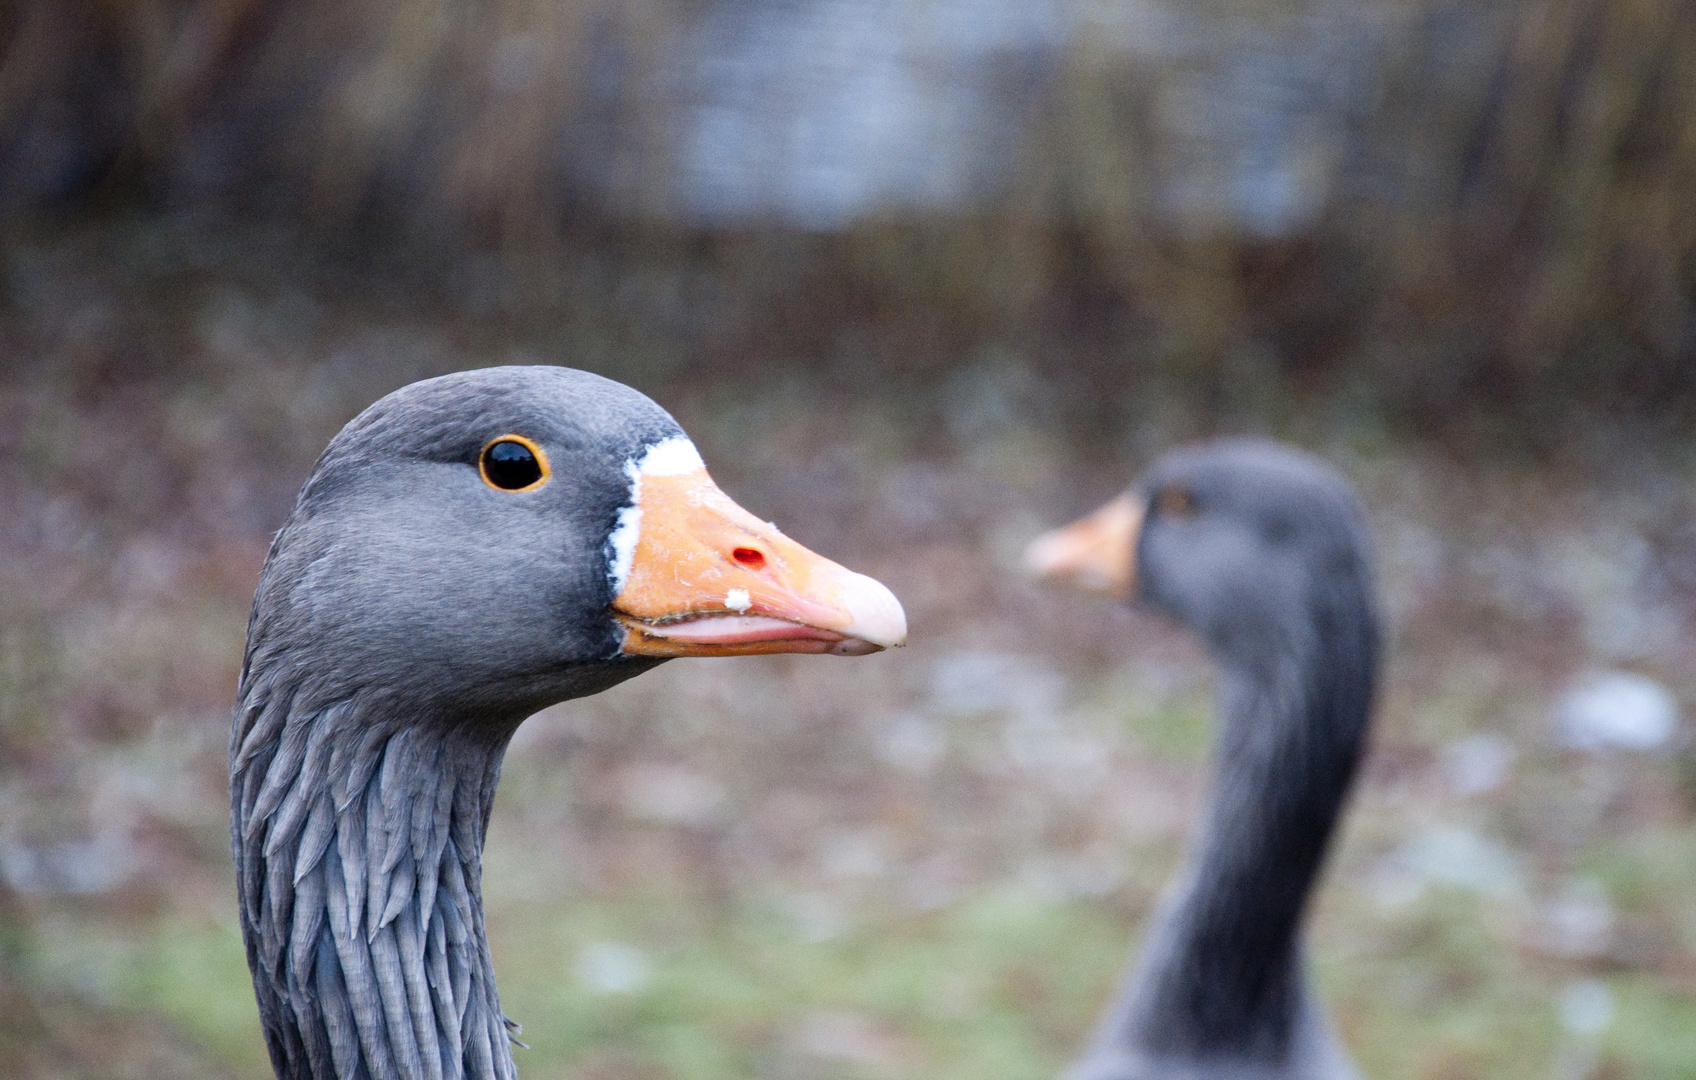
[
  {"x1": 229, "y1": 366, "x2": 907, "y2": 1080},
  {"x1": 1025, "y1": 438, "x2": 1377, "y2": 1080}
]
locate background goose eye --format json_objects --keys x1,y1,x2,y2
[
  {"x1": 480, "y1": 436, "x2": 549, "y2": 491},
  {"x1": 1153, "y1": 484, "x2": 1197, "y2": 520}
]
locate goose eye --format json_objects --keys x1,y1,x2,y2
[
  {"x1": 1153, "y1": 484, "x2": 1197, "y2": 520},
  {"x1": 480, "y1": 436, "x2": 549, "y2": 492}
]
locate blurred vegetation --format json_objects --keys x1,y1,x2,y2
[
  {"x1": 3, "y1": 0, "x2": 1694, "y2": 425},
  {"x1": 3, "y1": 1, "x2": 1696, "y2": 1079}
]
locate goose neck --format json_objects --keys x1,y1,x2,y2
[
  {"x1": 231, "y1": 686, "x2": 522, "y2": 1080},
  {"x1": 1136, "y1": 624, "x2": 1373, "y2": 1056}
]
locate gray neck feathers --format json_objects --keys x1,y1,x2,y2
[
  {"x1": 1120, "y1": 579, "x2": 1375, "y2": 1062},
  {"x1": 231, "y1": 676, "x2": 523, "y2": 1080}
]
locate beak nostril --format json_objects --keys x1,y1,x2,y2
[{"x1": 732, "y1": 547, "x2": 766, "y2": 570}]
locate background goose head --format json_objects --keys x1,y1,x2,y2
[
  {"x1": 1027, "y1": 438, "x2": 1377, "y2": 1080},
  {"x1": 231, "y1": 365, "x2": 904, "y2": 1080},
  {"x1": 1029, "y1": 438, "x2": 1375, "y2": 674}
]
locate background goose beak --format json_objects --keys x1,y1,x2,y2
[
  {"x1": 612, "y1": 468, "x2": 907, "y2": 657},
  {"x1": 1024, "y1": 493, "x2": 1143, "y2": 599}
]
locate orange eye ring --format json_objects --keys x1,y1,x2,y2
[{"x1": 479, "y1": 434, "x2": 551, "y2": 492}]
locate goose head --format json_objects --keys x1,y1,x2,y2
[
  {"x1": 1024, "y1": 438, "x2": 1371, "y2": 669},
  {"x1": 232, "y1": 365, "x2": 905, "y2": 1080},
  {"x1": 242, "y1": 366, "x2": 906, "y2": 725}
]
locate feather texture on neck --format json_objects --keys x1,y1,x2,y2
[{"x1": 231, "y1": 675, "x2": 523, "y2": 1080}]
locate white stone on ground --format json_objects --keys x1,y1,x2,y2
[{"x1": 1556, "y1": 670, "x2": 1678, "y2": 751}]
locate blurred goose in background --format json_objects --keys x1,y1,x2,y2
[
  {"x1": 1027, "y1": 439, "x2": 1378, "y2": 1080},
  {"x1": 230, "y1": 366, "x2": 906, "y2": 1080}
]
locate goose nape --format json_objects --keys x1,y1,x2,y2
[
  {"x1": 229, "y1": 366, "x2": 906, "y2": 1080},
  {"x1": 1026, "y1": 438, "x2": 1378, "y2": 1080}
]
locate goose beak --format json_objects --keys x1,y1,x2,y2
[
  {"x1": 1023, "y1": 492, "x2": 1143, "y2": 599},
  {"x1": 611, "y1": 468, "x2": 907, "y2": 657}
]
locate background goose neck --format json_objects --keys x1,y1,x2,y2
[{"x1": 1133, "y1": 574, "x2": 1377, "y2": 1059}]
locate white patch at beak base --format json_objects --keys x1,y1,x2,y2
[
  {"x1": 607, "y1": 436, "x2": 707, "y2": 594},
  {"x1": 634, "y1": 436, "x2": 705, "y2": 477},
  {"x1": 607, "y1": 501, "x2": 642, "y2": 594}
]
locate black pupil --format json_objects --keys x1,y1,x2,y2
[{"x1": 484, "y1": 441, "x2": 542, "y2": 489}]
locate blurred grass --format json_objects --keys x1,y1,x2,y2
[{"x1": 483, "y1": 886, "x2": 1127, "y2": 1080}]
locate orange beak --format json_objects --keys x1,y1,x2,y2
[
  {"x1": 1023, "y1": 493, "x2": 1144, "y2": 599},
  {"x1": 611, "y1": 465, "x2": 907, "y2": 657}
]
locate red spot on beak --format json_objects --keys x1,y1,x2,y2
[{"x1": 732, "y1": 547, "x2": 766, "y2": 570}]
